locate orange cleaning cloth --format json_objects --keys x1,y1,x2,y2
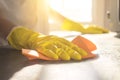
[
  {"x1": 22, "y1": 36, "x2": 97, "y2": 60},
  {"x1": 72, "y1": 36, "x2": 97, "y2": 59}
]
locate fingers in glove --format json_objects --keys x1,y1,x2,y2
[
  {"x1": 55, "y1": 42, "x2": 82, "y2": 60},
  {"x1": 37, "y1": 40, "x2": 76, "y2": 60},
  {"x1": 56, "y1": 37, "x2": 88, "y2": 57},
  {"x1": 36, "y1": 48, "x2": 59, "y2": 60},
  {"x1": 43, "y1": 41, "x2": 71, "y2": 60},
  {"x1": 35, "y1": 40, "x2": 69, "y2": 60},
  {"x1": 56, "y1": 48, "x2": 70, "y2": 60},
  {"x1": 71, "y1": 45, "x2": 88, "y2": 56}
]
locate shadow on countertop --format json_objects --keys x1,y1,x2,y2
[
  {"x1": 0, "y1": 47, "x2": 29, "y2": 80},
  {"x1": 0, "y1": 47, "x2": 98, "y2": 80}
]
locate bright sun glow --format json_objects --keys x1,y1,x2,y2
[{"x1": 48, "y1": 0, "x2": 92, "y2": 22}]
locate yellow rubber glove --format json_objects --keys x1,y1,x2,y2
[
  {"x1": 7, "y1": 27, "x2": 88, "y2": 60},
  {"x1": 83, "y1": 25, "x2": 109, "y2": 34},
  {"x1": 61, "y1": 18, "x2": 109, "y2": 34}
]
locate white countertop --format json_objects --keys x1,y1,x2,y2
[{"x1": 1, "y1": 31, "x2": 120, "y2": 80}]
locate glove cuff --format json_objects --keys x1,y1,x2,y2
[{"x1": 7, "y1": 26, "x2": 43, "y2": 50}]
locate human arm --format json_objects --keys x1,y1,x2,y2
[
  {"x1": 48, "y1": 7, "x2": 109, "y2": 34},
  {"x1": 7, "y1": 27, "x2": 88, "y2": 60},
  {"x1": 0, "y1": 15, "x2": 87, "y2": 60}
]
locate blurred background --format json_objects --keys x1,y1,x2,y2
[{"x1": 47, "y1": 0, "x2": 120, "y2": 32}]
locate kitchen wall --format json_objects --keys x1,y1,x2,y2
[{"x1": 49, "y1": 0, "x2": 120, "y2": 32}]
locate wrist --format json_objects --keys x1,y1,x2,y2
[{"x1": 7, "y1": 26, "x2": 34, "y2": 49}]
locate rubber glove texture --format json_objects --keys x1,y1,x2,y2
[{"x1": 7, "y1": 27, "x2": 88, "y2": 60}]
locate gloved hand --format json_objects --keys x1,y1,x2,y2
[
  {"x1": 7, "y1": 27, "x2": 88, "y2": 60},
  {"x1": 61, "y1": 18, "x2": 109, "y2": 34},
  {"x1": 84, "y1": 25, "x2": 109, "y2": 34}
]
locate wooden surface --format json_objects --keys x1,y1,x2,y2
[{"x1": 0, "y1": 32, "x2": 120, "y2": 80}]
